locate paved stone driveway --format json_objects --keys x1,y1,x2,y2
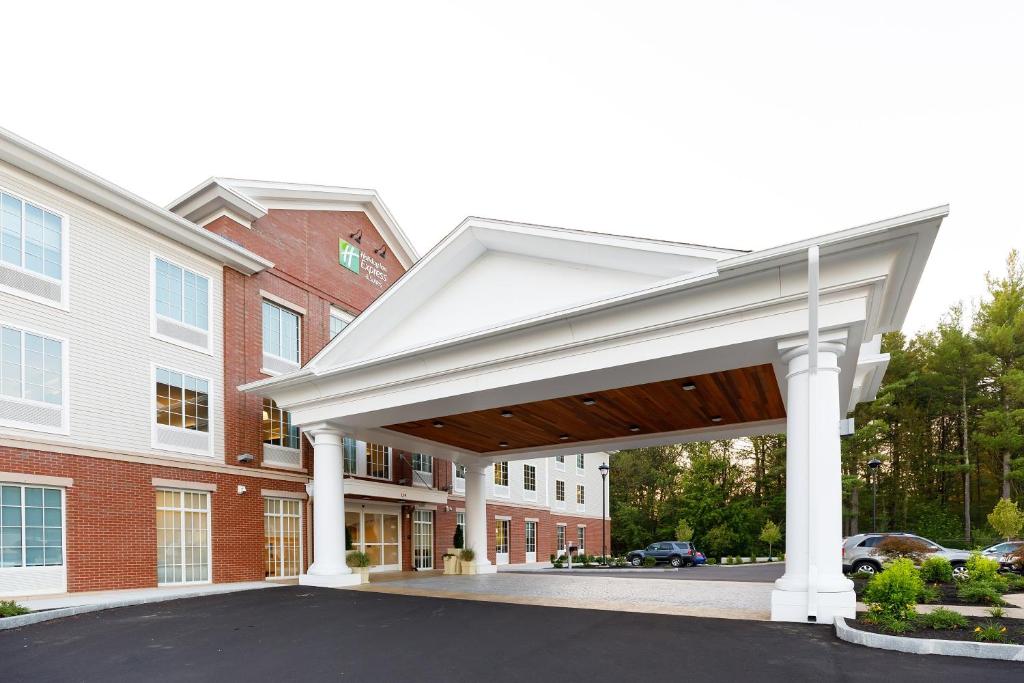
[{"x1": 358, "y1": 571, "x2": 773, "y2": 620}]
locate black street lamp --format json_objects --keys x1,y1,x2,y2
[
  {"x1": 867, "y1": 458, "x2": 882, "y2": 532},
  {"x1": 598, "y1": 462, "x2": 610, "y2": 563}
]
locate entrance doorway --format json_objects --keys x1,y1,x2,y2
[
  {"x1": 413, "y1": 509, "x2": 434, "y2": 569},
  {"x1": 525, "y1": 521, "x2": 537, "y2": 563},
  {"x1": 345, "y1": 506, "x2": 401, "y2": 571},
  {"x1": 495, "y1": 518, "x2": 510, "y2": 564}
]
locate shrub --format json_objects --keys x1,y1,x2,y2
[
  {"x1": 988, "y1": 605, "x2": 1006, "y2": 618},
  {"x1": 973, "y1": 622, "x2": 1009, "y2": 643},
  {"x1": 874, "y1": 536, "x2": 932, "y2": 563},
  {"x1": 919, "y1": 556, "x2": 953, "y2": 583},
  {"x1": 849, "y1": 569, "x2": 874, "y2": 580},
  {"x1": 580, "y1": 554, "x2": 592, "y2": 567},
  {"x1": 642, "y1": 556, "x2": 657, "y2": 568},
  {"x1": 706, "y1": 558, "x2": 717, "y2": 565},
  {"x1": 453, "y1": 524, "x2": 464, "y2": 550},
  {"x1": 552, "y1": 559, "x2": 564, "y2": 568},
  {"x1": 346, "y1": 551, "x2": 371, "y2": 568},
  {"x1": 549, "y1": 554, "x2": 556, "y2": 563},
  {"x1": 864, "y1": 612, "x2": 917, "y2": 634},
  {"x1": 862, "y1": 558, "x2": 923, "y2": 623},
  {"x1": 917, "y1": 607, "x2": 967, "y2": 630},
  {"x1": 966, "y1": 552, "x2": 1001, "y2": 582},
  {"x1": 459, "y1": 548, "x2": 475, "y2": 562},
  {"x1": 0, "y1": 600, "x2": 29, "y2": 618},
  {"x1": 918, "y1": 584, "x2": 940, "y2": 604},
  {"x1": 1003, "y1": 573, "x2": 1024, "y2": 591},
  {"x1": 957, "y1": 579, "x2": 1006, "y2": 605}
]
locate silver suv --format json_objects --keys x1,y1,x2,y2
[{"x1": 842, "y1": 533, "x2": 971, "y2": 577}]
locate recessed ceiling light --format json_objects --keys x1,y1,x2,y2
[
  {"x1": 559, "y1": 434, "x2": 571, "y2": 441},
  {"x1": 432, "y1": 420, "x2": 444, "y2": 428},
  {"x1": 628, "y1": 425, "x2": 641, "y2": 432},
  {"x1": 682, "y1": 381, "x2": 696, "y2": 391},
  {"x1": 710, "y1": 416, "x2": 723, "y2": 423},
  {"x1": 500, "y1": 410, "x2": 513, "y2": 418},
  {"x1": 582, "y1": 397, "x2": 597, "y2": 406},
  {"x1": 498, "y1": 441, "x2": 509, "y2": 448}
]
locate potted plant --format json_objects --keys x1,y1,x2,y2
[
  {"x1": 347, "y1": 550, "x2": 371, "y2": 583},
  {"x1": 459, "y1": 548, "x2": 476, "y2": 575},
  {"x1": 442, "y1": 552, "x2": 459, "y2": 575}
]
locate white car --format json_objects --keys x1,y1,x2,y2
[{"x1": 981, "y1": 541, "x2": 1023, "y2": 570}]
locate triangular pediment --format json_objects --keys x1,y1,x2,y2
[{"x1": 309, "y1": 218, "x2": 744, "y2": 370}]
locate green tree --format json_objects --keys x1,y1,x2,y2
[
  {"x1": 674, "y1": 519, "x2": 693, "y2": 542},
  {"x1": 987, "y1": 497, "x2": 1024, "y2": 540},
  {"x1": 759, "y1": 519, "x2": 782, "y2": 558}
]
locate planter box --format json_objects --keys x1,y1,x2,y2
[
  {"x1": 353, "y1": 567, "x2": 370, "y2": 584},
  {"x1": 460, "y1": 560, "x2": 477, "y2": 575},
  {"x1": 443, "y1": 555, "x2": 459, "y2": 575}
]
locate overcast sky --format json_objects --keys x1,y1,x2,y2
[{"x1": 3, "y1": 1, "x2": 1021, "y2": 333}]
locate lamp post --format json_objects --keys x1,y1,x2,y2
[
  {"x1": 598, "y1": 462, "x2": 610, "y2": 563},
  {"x1": 867, "y1": 458, "x2": 881, "y2": 532}
]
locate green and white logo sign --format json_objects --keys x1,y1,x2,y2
[{"x1": 339, "y1": 239, "x2": 361, "y2": 274}]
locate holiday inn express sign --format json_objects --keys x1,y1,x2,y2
[{"x1": 340, "y1": 238, "x2": 390, "y2": 289}]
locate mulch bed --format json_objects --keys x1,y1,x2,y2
[
  {"x1": 851, "y1": 611, "x2": 1024, "y2": 645},
  {"x1": 851, "y1": 577, "x2": 1024, "y2": 607}
]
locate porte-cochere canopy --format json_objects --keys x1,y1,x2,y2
[{"x1": 243, "y1": 206, "x2": 946, "y2": 623}]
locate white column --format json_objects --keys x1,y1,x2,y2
[
  {"x1": 463, "y1": 461, "x2": 497, "y2": 574},
  {"x1": 771, "y1": 341, "x2": 855, "y2": 623},
  {"x1": 301, "y1": 425, "x2": 361, "y2": 587}
]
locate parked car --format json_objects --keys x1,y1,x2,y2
[
  {"x1": 693, "y1": 550, "x2": 707, "y2": 565},
  {"x1": 627, "y1": 541, "x2": 700, "y2": 568},
  {"x1": 842, "y1": 533, "x2": 971, "y2": 577},
  {"x1": 981, "y1": 541, "x2": 1024, "y2": 571}
]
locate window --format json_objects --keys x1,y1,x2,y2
[
  {"x1": 523, "y1": 464, "x2": 536, "y2": 491},
  {"x1": 155, "y1": 257, "x2": 209, "y2": 330},
  {"x1": 264, "y1": 497, "x2": 301, "y2": 578},
  {"x1": 262, "y1": 398, "x2": 298, "y2": 449},
  {"x1": 576, "y1": 484, "x2": 586, "y2": 507},
  {"x1": 262, "y1": 300, "x2": 300, "y2": 363},
  {"x1": 454, "y1": 463, "x2": 466, "y2": 493},
  {"x1": 1, "y1": 191, "x2": 62, "y2": 280},
  {"x1": 456, "y1": 511, "x2": 465, "y2": 539},
  {"x1": 577, "y1": 526, "x2": 586, "y2": 553},
  {"x1": 554, "y1": 455, "x2": 565, "y2": 470},
  {"x1": 329, "y1": 307, "x2": 353, "y2": 340},
  {"x1": 412, "y1": 453, "x2": 433, "y2": 474},
  {"x1": 555, "y1": 479, "x2": 565, "y2": 502},
  {"x1": 493, "y1": 461, "x2": 508, "y2": 487},
  {"x1": 0, "y1": 484, "x2": 63, "y2": 568},
  {"x1": 1, "y1": 325, "x2": 62, "y2": 405},
  {"x1": 343, "y1": 437, "x2": 357, "y2": 474},
  {"x1": 556, "y1": 525, "x2": 566, "y2": 552},
  {"x1": 576, "y1": 453, "x2": 585, "y2": 473},
  {"x1": 366, "y1": 443, "x2": 391, "y2": 479},
  {"x1": 525, "y1": 521, "x2": 537, "y2": 555},
  {"x1": 155, "y1": 368, "x2": 209, "y2": 432},
  {"x1": 156, "y1": 489, "x2": 210, "y2": 584}
]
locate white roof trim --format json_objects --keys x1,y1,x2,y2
[{"x1": 0, "y1": 127, "x2": 272, "y2": 275}]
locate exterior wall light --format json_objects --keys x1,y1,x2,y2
[
  {"x1": 500, "y1": 410, "x2": 513, "y2": 418},
  {"x1": 710, "y1": 416, "x2": 723, "y2": 423},
  {"x1": 433, "y1": 420, "x2": 444, "y2": 428},
  {"x1": 559, "y1": 434, "x2": 571, "y2": 441},
  {"x1": 582, "y1": 398, "x2": 597, "y2": 406},
  {"x1": 628, "y1": 425, "x2": 640, "y2": 432},
  {"x1": 682, "y1": 381, "x2": 697, "y2": 391},
  {"x1": 498, "y1": 441, "x2": 509, "y2": 448}
]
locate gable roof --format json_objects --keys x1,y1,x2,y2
[
  {"x1": 0, "y1": 127, "x2": 272, "y2": 275},
  {"x1": 167, "y1": 178, "x2": 419, "y2": 269}
]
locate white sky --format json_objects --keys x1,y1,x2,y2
[{"x1": 2, "y1": 1, "x2": 1021, "y2": 334}]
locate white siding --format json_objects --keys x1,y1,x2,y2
[
  {"x1": 0, "y1": 160, "x2": 225, "y2": 461},
  {"x1": 481, "y1": 451, "x2": 609, "y2": 518}
]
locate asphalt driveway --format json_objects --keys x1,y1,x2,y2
[
  {"x1": 509, "y1": 562, "x2": 786, "y2": 583},
  {"x1": 1, "y1": 586, "x2": 1020, "y2": 681}
]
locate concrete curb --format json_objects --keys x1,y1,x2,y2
[
  {"x1": 834, "y1": 616, "x2": 1024, "y2": 661},
  {"x1": 0, "y1": 583, "x2": 282, "y2": 631}
]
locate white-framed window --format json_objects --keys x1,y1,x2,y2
[
  {"x1": 366, "y1": 443, "x2": 391, "y2": 480},
  {"x1": 0, "y1": 323, "x2": 68, "y2": 435},
  {"x1": 554, "y1": 455, "x2": 565, "y2": 471},
  {"x1": 152, "y1": 366, "x2": 212, "y2": 456},
  {"x1": 152, "y1": 254, "x2": 211, "y2": 352},
  {"x1": 262, "y1": 399, "x2": 301, "y2": 469},
  {"x1": 329, "y1": 307, "x2": 354, "y2": 340},
  {"x1": 156, "y1": 489, "x2": 210, "y2": 585},
  {"x1": 0, "y1": 483, "x2": 63, "y2": 568},
  {"x1": 264, "y1": 497, "x2": 302, "y2": 579},
  {"x1": 525, "y1": 520, "x2": 537, "y2": 555},
  {"x1": 493, "y1": 461, "x2": 509, "y2": 498},
  {"x1": 576, "y1": 484, "x2": 586, "y2": 511},
  {"x1": 577, "y1": 525, "x2": 586, "y2": 554},
  {"x1": 262, "y1": 299, "x2": 301, "y2": 370},
  {"x1": 411, "y1": 453, "x2": 433, "y2": 487},
  {"x1": 555, "y1": 479, "x2": 565, "y2": 503},
  {"x1": 523, "y1": 463, "x2": 537, "y2": 502},
  {"x1": 343, "y1": 437, "x2": 357, "y2": 475},
  {"x1": 556, "y1": 524, "x2": 566, "y2": 552},
  {"x1": 453, "y1": 463, "x2": 466, "y2": 493},
  {"x1": 576, "y1": 453, "x2": 585, "y2": 475},
  {"x1": 456, "y1": 511, "x2": 465, "y2": 539},
  {"x1": 0, "y1": 188, "x2": 68, "y2": 308}
]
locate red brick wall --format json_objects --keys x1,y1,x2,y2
[{"x1": 0, "y1": 447, "x2": 306, "y2": 592}]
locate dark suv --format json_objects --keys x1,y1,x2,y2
[{"x1": 627, "y1": 541, "x2": 699, "y2": 568}]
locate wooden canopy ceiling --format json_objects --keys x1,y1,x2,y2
[{"x1": 383, "y1": 363, "x2": 785, "y2": 453}]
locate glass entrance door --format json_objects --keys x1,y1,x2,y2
[
  {"x1": 495, "y1": 518, "x2": 510, "y2": 565},
  {"x1": 264, "y1": 497, "x2": 302, "y2": 578},
  {"x1": 413, "y1": 509, "x2": 434, "y2": 569},
  {"x1": 525, "y1": 520, "x2": 537, "y2": 563}
]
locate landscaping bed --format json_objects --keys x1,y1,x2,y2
[
  {"x1": 850, "y1": 611, "x2": 1024, "y2": 646},
  {"x1": 852, "y1": 577, "x2": 1024, "y2": 606}
]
